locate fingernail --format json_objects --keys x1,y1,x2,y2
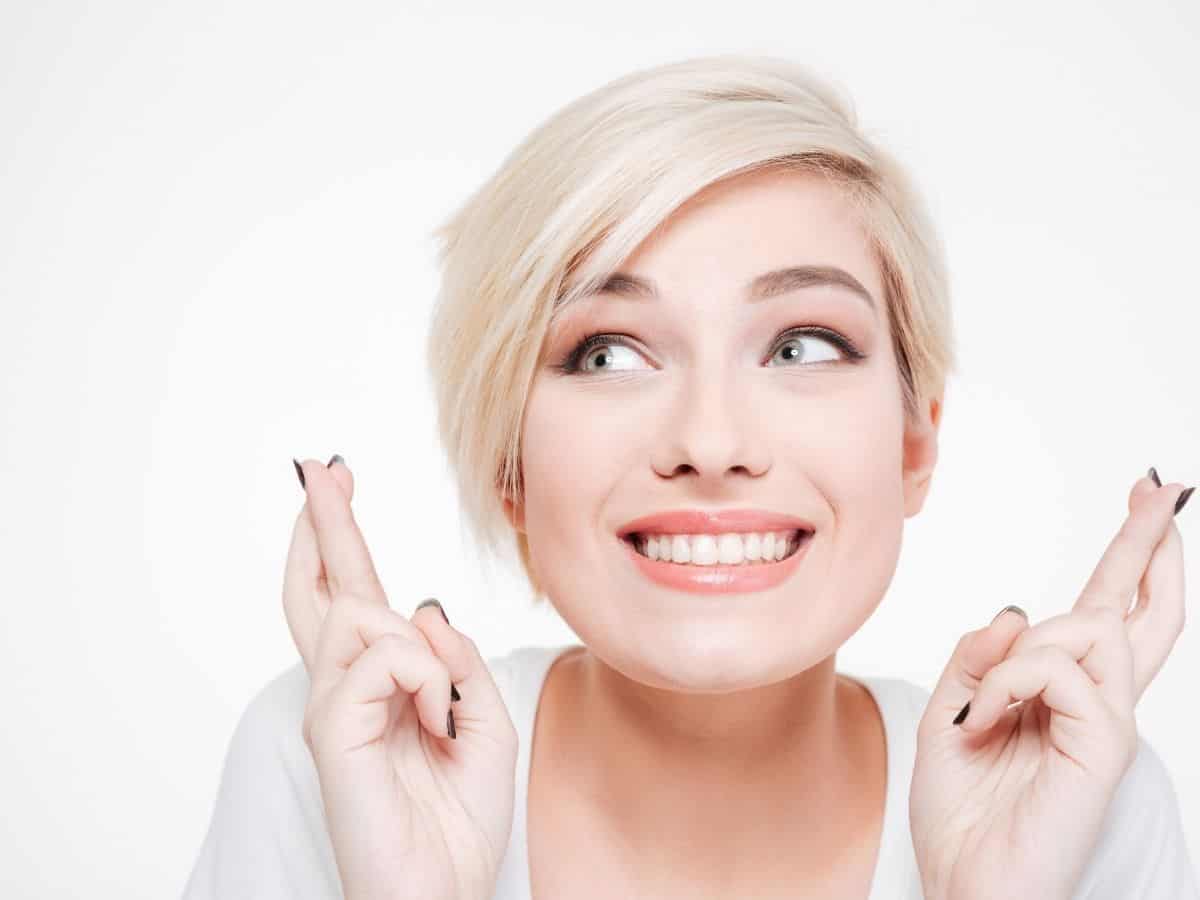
[
  {"x1": 1176, "y1": 487, "x2": 1195, "y2": 516},
  {"x1": 451, "y1": 682, "x2": 462, "y2": 703},
  {"x1": 293, "y1": 458, "x2": 306, "y2": 490},
  {"x1": 991, "y1": 604, "x2": 1028, "y2": 625},
  {"x1": 1148, "y1": 466, "x2": 1162, "y2": 487},
  {"x1": 953, "y1": 700, "x2": 971, "y2": 727},
  {"x1": 447, "y1": 708, "x2": 457, "y2": 739},
  {"x1": 415, "y1": 597, "x2": 450, "y2": 625},
  {"x1": 327, "y1": 454, "x2": 344, "y2": 468}
]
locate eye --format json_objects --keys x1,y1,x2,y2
[
  {"x1": 553, "y1": 326, "x2": 865, "y2": 376},
  {"x1": 559, "y1": 333, "x2": 652, "y2": 374},
  {"x1": 767, "y1": 327, "x2": 861, "y2": 368}
]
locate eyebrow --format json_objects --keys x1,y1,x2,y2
[{"x1": 579, "y1": 264, "x2": 876, "y2": 312}]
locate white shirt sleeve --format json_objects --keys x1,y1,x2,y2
[
  {"x1": 181, "y1": 662, "x2": 345, "y2": 900},
  {"x1": 1072, "y1": 734, "x2": 1200, "y2": 899}
]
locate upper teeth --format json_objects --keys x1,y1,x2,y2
[{"x1": 632, "y1": 530, "x2": 803, "y2": 565}]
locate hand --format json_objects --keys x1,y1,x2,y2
[
  {"x1": 283, "y1": 457, "x2": 519, "y2": 900},
  {"x1": 910, "y1": 472, "x2": 1190, "y2": 900}
]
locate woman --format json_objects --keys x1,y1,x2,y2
[{"x1": 184, "y1": 55, "x2": 1197, "y2": 899}]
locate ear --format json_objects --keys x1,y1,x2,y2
[
  {"x1": 902, "y1": 391, "x2": 943, "y2": 518},
  {"x1": 501, "y1": 488, "x2": 526, "y2": 535}
]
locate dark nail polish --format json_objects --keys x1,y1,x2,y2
[
  {"x1": 991, "y1": 604, "x2": 1028, "y2": 625},
  {"x1": 1149, "y1": 467, "x2": 1162, "y2": 487},
  {"x1": 327, "y1": 454, "x2": 344, "y2": 468},
  {"x1": 293, "y1": 458, "x2": 306, "y2": 489},
  {"x1": 953, "y1": 701, "x2": 971, "y2": 726},
  {"x1": 447, "y1": 708, "x2": 457, "y2": 739},
  {"x1": 1176, "y1": 487, "x2": 1195, "y2": 516},
  {"x1": 415, "y1": 597, "x2": 450, "y2": 625},
  {"x1": 451, "y1": 682, "x2": 462, "y2": 703}
]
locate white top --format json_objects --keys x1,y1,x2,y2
[{"x1": 183, "y1": 643, "x2": 1199, "y2": 899}]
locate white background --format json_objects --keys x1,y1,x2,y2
[{"x1": 2, "y1": 1, "x2": 1198, "y2": 896}]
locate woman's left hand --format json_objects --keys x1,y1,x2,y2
[{"x1": 910, "y1": 472, "x2": 1191, "y2": 900}]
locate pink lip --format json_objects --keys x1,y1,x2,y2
[
  {"x1": 617, "y1": 508, "x2": 815, "y2": 537},
  {"x1": 619, "y1": 529, "x2": 814, "y2": 594}
]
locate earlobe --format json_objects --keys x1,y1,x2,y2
[
  {"x1": 902, "y1": 395, "x2": 943, "y2": 517},
  {"x1": 501, "y1": 491, "x2": 526, "y2": 535}
]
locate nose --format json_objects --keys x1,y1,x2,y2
[{"x1": 649, "y1": 363, "x2": 771, "y2": 488}]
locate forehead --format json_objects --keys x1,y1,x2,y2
[{"x1": 617, "y1": 167, "x2": 884, "y2": 314}]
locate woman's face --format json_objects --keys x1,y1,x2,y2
[{"x1": 506, "y1": 167, "x2": 942, "y2": 692}]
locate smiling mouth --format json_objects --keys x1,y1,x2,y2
[{"x1": 621, "y1": 528, "x2": 812, "y2": 566}]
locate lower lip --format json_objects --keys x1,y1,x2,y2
[{"x1": 620, "y1": 532, "x2": 813, "y2": 594}]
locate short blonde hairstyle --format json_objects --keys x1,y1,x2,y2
[{"x1": 426, "y1": 54, "x2": 958, "y2": 605}]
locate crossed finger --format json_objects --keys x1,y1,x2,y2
[
  {"x1": 295, "y1": 457, "x2": 386, "y2": 602},
  {"x1": 1072, "y1": 474, "x2": 1189, "y2": 700},
  {"x1": 282, "y1": 457, "x2": 357, "y2": 669},
  {"x1": 996, "y1": 607, "x2": 1136, "y2": 716},
  {"x1": 308, "y1": 591, "x2": 431, "y2": 706},
  {"x1": 1124, "y1": 475, "x2": 1188, "y2": 701}
]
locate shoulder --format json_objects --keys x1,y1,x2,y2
[
  {"x1": 213, "y1": 657, "x2": 314, "y2": 801},
  {"x1": 483, "y1": 643, "x2": 576, "y2": 707},
  {"x1": 225, "y1": 660, "x2": 311, "y2": 768},
  {"x1": 182, "y1": 662, "x2": 339, "y2": 899},
  {"x1": 849, "y1": 672, "x2": 933, "y2": 729}
]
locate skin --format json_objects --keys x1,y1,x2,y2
[
  {"x1": 283, "y1": 169, "x2": 1188, "y2": 898},
  {"x1": 501, "y1": 166, "x2": 944, "y2": 892}
]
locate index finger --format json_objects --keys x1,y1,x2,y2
[
  {"x1": 295, "y1": 457, "x2": 386, "y2": 602},
  {"x1": 1074, "y1": 476, "x2": 1190, "y2": 617}
]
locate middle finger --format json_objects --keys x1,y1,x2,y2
[
  {"x1": 1073, "y1": 476, "x2": 1188, "y2": 619},
  {"x1": 309, "y1": 591, "x2": 431, "y2": 704},
  {"x1": 295, "y1": 457, "x2": 386, "y2": 602},
  {"x1": 1001, "y1": 608, "x2": 1136, "y2": 715},
  {"x1": 1125, "y1": 475, "x2": 1187, "y2": 701},
  {"x1": 283, "y1": 457, "x2": 356, "y2": 667}
]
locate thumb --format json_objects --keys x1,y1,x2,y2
[{"x1": 924, "y1": 605, "x2": 1030, "y2": 736}]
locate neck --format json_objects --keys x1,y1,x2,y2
[{"x1": 553, "y1": 648, "x2": 876, "y2": 876}]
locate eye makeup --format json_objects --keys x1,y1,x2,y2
[{"x1": 549, "y1": 324, "x2": 867, "y2": 376}]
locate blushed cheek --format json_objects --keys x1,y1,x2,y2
[
  {"x1": 518, "y1": 380, "x2": 636, "y2": 572},
  {"x1": 807, "y1": 388, "x2": 908, "y2": 621}
]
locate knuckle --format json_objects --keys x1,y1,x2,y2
[
  {"x1": 373, "y1": 631, "x2": 428, "y2": 664},
  {"x1": 375, "y1": 631, "x2": 411, "y2": 649},
  {"x1": 459, "y1": 630, "x2": 481, "y2": 657},
  {"x1": 1035, "y1": 643, "x2": 1074, "y2": 668},
  {"x1": 953, "y1": 630, "x2": 976, "y2": 657}
]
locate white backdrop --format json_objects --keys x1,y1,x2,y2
[{"x1": 2, "y1": 1, "x2": 1197, "y2": 897}]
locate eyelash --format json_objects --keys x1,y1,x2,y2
[{"x1": 552, "y1": 325, "x2": 866, "y2": 375}]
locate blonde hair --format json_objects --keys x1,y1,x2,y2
[{"x1": 426, "y1": 53, "x2": 958, "y2": 605}]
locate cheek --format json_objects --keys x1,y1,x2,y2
[
  {"x1": 519, "y1": 379, "x2": 633, "y2": 544},
  {"x1": 798, "y1": 386, "x2": 907, "y2": 609}
]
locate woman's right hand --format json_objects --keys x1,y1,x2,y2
[{"x1": 283, "y1": 457, "x2": 519, "y2": 900}]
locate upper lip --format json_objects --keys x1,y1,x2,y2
[{"x1": 617, "y1": 508, "x2": 816, "y2": 538}]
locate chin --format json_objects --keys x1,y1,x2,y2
[{"x1": 578, "y1": 624, "x2": 836, "y2": 694}]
